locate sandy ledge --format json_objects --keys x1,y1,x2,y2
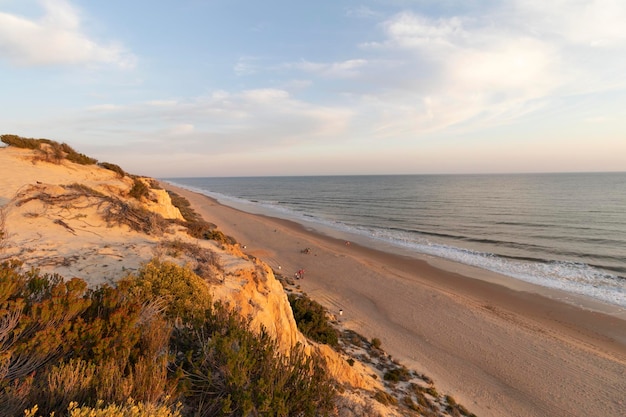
[{"x1": 165, "y1": 182, "x2": 626, "y2": 417}]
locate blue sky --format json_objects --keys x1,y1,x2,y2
[{"x1": 1, "y1": 0, "x2": 625, "y2": 177}]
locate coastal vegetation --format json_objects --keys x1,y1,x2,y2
[
  {"x1": 0, "y1": 259, "x2": 336, "y2": 416},
  {"x1": 288, "y1": 293, "x2": 339, "y2": 347},
  {"x1": 98, "y1": 162, "x2": 127, "y2": 178},
  {"x1": 166, "y1": 190, "x2": 235, "y2": 245},
  {"x1": 1, "y1": 134, "x2": 97, "y2": 166}
]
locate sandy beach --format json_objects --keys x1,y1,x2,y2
[{"x1": 166, "y1": 183, "x2": 626, "y2": 417}]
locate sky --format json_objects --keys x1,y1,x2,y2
[{"x1": 1, "y1": 0, "x2": 625, "y2": 177}]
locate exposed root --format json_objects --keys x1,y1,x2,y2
[
  {"x1": 13, "y1": 184, "x2": 169, "y2": 236},
  {"x1": 53, "y1": 219, "x2": 76, "y2": 235},
  {"x1": 159, "y1": 239, "x2": 222, "y2": 282}
]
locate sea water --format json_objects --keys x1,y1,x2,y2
[{"x1": 165, "y1": 173, "x2": 626, "y2": 308}]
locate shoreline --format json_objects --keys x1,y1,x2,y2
[
  {"x1": 164, "y1": 180, "x2": 626, "y2": 317},
  {"x1": 166, "y1": 181, "x2": 626, "y2": 320},
  {"x1": 165, "y1": 183, "x2": 626, "y2": 417}
]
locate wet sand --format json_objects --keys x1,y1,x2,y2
[{"x1": 165, "y1": 183, "x2": 626, "y2": 417}]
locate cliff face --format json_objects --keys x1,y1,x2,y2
[
  {"x1": 0, "y1": 146, "x2": 380, "y2": 396},
  {"x1": 211, "y1": 245, "x2": 381, "y2": 391}
]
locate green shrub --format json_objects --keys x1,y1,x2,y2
[
  {"x1": 165, "y1": 191, "x2": 237, "y2": 245},
  {"x1": 288, "y1": 294, "x2": 338, "y2": 347},
  {"x1": 1, "y1": 134, "x2": 44, "y2": 149},
  {"x1": 60, "y1": 143, "x2": 97, "y2": 165},
  {"x1": 175, "y1": 302, "x2": 336, "y2": 417},
  {"x1": 0, "y1": 135, "x2": 97, "y2": 165},
  {"x1": 129, "y1": 178, "x2": 150, "y2": 200},
  {"x1": 371, "y1": 337, "x2": 382, "y2": 349},
  {"x1": 373, "y1": 389, "x2": 397, "y2": 406},
  {"x1": 383, "y1": 365, "x2": 411, "y2": 383},
  {"x1": 99, "y1": 162, "x2": 127, "y2": 178},
  {"x1": 122, "y1": 259, "x2": 213, "y2": 324},
  {"x1": 179, "y1": 219, "x2": 235, "y2": 244},
  {"x1": 1, "y1": 259, "x2": 337, "y2": 417},
  {"x1": 166, "y1": 190, "x2": 200, "y2": 223}
]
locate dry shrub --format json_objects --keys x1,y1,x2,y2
[
  {"x1": 41, "y1": 359, "x2": 95, "y2": 412},
  {"x1": 166, "y1": 191, "x2": 200, "y2": 223},
  {"x1": 373, "y1": 389, "x2": 397, "y2": 406},
  {"x1": 165, "y1": 191, "x2": 236, "y2": 244},
  {"x1": 24, "y1": 401, "x2": 182, "y2": 417},
  {"x1": 0, "y1": 208, "x2": 6, "y2": 252},
  {"x1": 160, "y1": 239, "x2": 221, "y2": 280},
  {"x1": 1, "y1": 377, "x2": 33, "y2": 416},
  {"x1": 103, "y1": 200, "x2": 168, "y2": 235},
  {"x1": 14, "y1": 183, "x2": 168, "y2": 236}
]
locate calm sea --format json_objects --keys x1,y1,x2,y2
[{"x1": 166, "y1": 173, "x2": 626, "y2": 308}]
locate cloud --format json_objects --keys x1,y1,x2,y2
[
  {"x1": 517, "y1": 0, "x2": 626, "y2": 47},
  {"x1": 0, "y1": 0, "x2": 135, "y2": 68},
  {"x1": 346, "y1": 6, "x2": 381, "y2": 19},
  {"x1": 284, "y1": 58, "x2": 368, "y2": 78},
  {"x1": 241, "y1": 88, "x2": 290, "y2": 103},
  {"x1": 350, "y1": 1, "x2": 626, "y2": 136},
  {"x1": 234, "y1": 56, "x2": 259, "y2": 76},
  {"x1": 43, "y1": 88, "x2": 354, "y2": 162},
  {"x1": 376, "y1": 13, "x2": 464, "y2": 51}
]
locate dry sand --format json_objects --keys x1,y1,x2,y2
[
  {"x1": 0, "y1": 147, "x2": 183, "y2": 287},
  {"x1": 166, "y1": 183, "x2": 626, "y2": 417}
]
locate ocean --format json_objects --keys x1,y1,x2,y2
[{"x1": 165, "y1": 173, "x2": 626, "y2": 308}]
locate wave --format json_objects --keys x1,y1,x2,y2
[
  {"x1": 165, "y1": 179, "x2": 626, "y2": 309},
  {"x1": 363, "y1": 227, "x2": 626, "y2": 307}
]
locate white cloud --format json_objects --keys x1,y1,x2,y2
[
  {"x1": 379, "y1": 13, "x2": 464, "y2": 51},
  {"x1": 285, "y1": 58, "x2": 368, "y2": 78},
  {"x1": 48, "y1": 88, "x2": 354, "y2": 161},
  {"x1": 353, "y1": 12, "x2": 560, "y2": 134},
  {"x1": 351, "y1": 1, "x2": 626, "y2": 137},
  {"x1": 346, "y1": 6, "x2": 380, "y2": 19},
  {"x1": 0, "y1": 0, "x2": 135, "y2": 68},
  {"x1": 234, "y1": 56, "x2": 259, "y2": 76},
  {"x1": 449, "y1": 37, "x2": 560, "y2": 97},
  {"x1": 241, "y1": 88, "x2": 290, "y2": 103},
  {"x1": 517, "y1": 0, "x2": 626, "y2": 47}
]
